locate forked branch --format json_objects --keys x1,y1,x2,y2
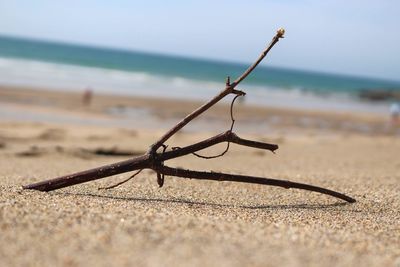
[
  {"x1": 22, "y1": 28, "x2": 356, "y2": 203},
  {"x1": 149, "y1": 28, "x2": 285, "y2": 153}
]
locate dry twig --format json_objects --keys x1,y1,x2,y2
[{"x1": 23, "y1": 28, "x2": 356, "y2": 203}]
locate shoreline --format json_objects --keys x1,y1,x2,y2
[
  {"x1": 0, "y1": 55, "x2": 397, "y2": 115},
  {"x1": 0, "y1": 85, "x2": 396, "y2": 136}
]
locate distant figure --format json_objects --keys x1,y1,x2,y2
[
  {"x1": 82, "y1": 87, "x2": 93, "y2": 106},
  {"x1": 390, "y1": 102, "x2": 400, "y2": 125}
]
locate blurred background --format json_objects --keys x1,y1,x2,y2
[{"x1": 0, "y1": 0, "x2": 399, "y2": 133}]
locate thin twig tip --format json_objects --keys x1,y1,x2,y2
[{"x1": 277, "y1": 28, "x2": 285, "y2": 38}]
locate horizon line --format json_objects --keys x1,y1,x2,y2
[{"x1": 1, "y1": 33, "x2": 400, "y2": 85}]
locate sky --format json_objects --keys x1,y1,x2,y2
[{"x1": 0, "y1": 0, "x2": 399, "y2": 81}]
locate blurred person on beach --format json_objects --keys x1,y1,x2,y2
[
  {"x1": 390, "y1": 102, "x2": 400, "y2": 125},
  {"x1": 82, "y1": 87, "x2": 93, "y2": 106}
]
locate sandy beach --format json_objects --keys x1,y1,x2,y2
[{"x1": 0, "y1": 86, "x2": 399, "y2": 267}]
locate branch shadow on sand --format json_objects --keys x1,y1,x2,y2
[{"x1": 55, "y1": 191, "x2": 351, "y2": 210}]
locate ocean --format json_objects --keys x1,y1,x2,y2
[{"x1": 0, "y1": 35, "x2": 399, "y2": 114}]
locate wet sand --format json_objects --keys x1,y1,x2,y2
[{"x1": 0, "y1": 86, "x2": 399, "y2": 266}]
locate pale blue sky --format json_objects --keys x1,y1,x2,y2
[{"x1": 0, "y1": 0, "x2": 399, "y2": 81}]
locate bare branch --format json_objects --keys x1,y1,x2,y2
[
  {"x1": 22, "y1": 131, "x2": 278, "y2": 192},
  {"x1": 159, "y1": 131, "x2": 278, "y2": 162},
  {"x1": 22, "y1": 28, "x2": 356, "y2": 204},
  {"x1": 22, "y1": 154, "x2": 152, "y2": 192},
  {"x1": 231, "y1": 29, "x2": 284, "y2": 87},
  {"x1": 149, "y1": 30, "x2": 284, "y2": 152},
  {"x1": 155, "y1": 165, "x2": 356, "y2": 203}
]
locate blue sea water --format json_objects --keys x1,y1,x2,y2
[{"x1": 0, "y1": 35, "x2": 399, "y2": 113}]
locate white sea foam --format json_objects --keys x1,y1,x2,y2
[
  {"x1": 0, "y1": 57, "x2": 224, "y2": 99},
  {"x1": 0, "y1": 57, "x2": 391, "y2": 115},
  {"x1": 244, "y1": 85, "x2": 390, "y2": 114}
]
